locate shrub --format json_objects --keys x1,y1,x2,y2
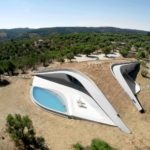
[
  {"x1": 73, "y1": 139, "x2": 116, "y2": 150},
  {"x1": 56, "y1": 57, "x2": 64, "y2": 63},
  {"x1": 91, "y1": 139, "x2": 116, "y2": 150},
  {"x1": 102, "y1": 47, "x2": 111, "y2": 57},
  {"x1": 73, "y1": 143, "x2": 84, "y2": 150},
  {"x1": 136, "y1": 50, "x2": 145, "y2": 59},
  {"x1": 6, "y1": 114, "x2": 49, "y2": 150},
  {"x1": 66, "y1": 52, "x2": 74, "y2": 62},
  {"x1": 120, "y1": 48, "x2": 129, "y2": 57}
]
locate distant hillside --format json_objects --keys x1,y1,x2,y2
[
  {"x1": 0, "y1": 27, "x2": 149, "y2": 41},
  {"x1": 0, "y1": 28, "x2": 30, "y2": 41}
]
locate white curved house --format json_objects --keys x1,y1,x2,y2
[
  {"x1": 111, "y1": 62, "x2": 143, "y2": 112},
  {"x1": 31, "y1": 62, "x2": 143, "y2": 133},
  {"x1": 31, "y1": 68, "x2": 131, "y2": 133}
]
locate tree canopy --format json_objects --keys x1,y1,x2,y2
[
  {"x1": 0, "y1": 32, "x2": 150, "y2": 77},
  {"x1": 6, "y1": 114, "x2": 49, "y2": 150}
]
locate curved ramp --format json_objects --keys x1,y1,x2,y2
[{"x1": 111, "y1": 62, "x2": 143, "y2": 112}]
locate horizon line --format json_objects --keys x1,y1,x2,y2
[{"x1": 0, "y1": 26, "x2": 149, "y2": 32}]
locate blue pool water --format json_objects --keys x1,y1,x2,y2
[{"x1": 32, "y1": 86, "x2": 67, "y2": 113}]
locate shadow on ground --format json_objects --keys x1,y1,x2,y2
[{"x1": 0, "y1": 80, "x2": 10, "y2": 87}]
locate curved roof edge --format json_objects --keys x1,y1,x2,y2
[
  {"x1": 110, "y1": 61, "x2": 143, "y2": 112},
  {"x1": 35, "y1": 69, "x2": 130, "y2": 133}
]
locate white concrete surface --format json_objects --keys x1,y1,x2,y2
[
  {"x1": 32, "y1": 69, "x2": 130, "y2": 133},
  {"x1": 31, "y1": 76, "x2": 115, "y2": 125},
  {"x1": 111, "y1": 62, "x2": 143, "y2": 112}
]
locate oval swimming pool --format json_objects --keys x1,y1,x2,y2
[{"x1": 32, "y1": 86, "x2": 67, "y2": 113}]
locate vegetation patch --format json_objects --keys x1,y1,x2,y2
[
  {"x1": 6, "y1": 114, "x2": 49, "y2": 150},
  {"x1": 0, "y1": 79, "x2": 10, "y2": 87},
  {"x1": 0, "y1": 32, "x2": 150, "y2": 78},
  {"x1": 73, "y1": 139, "x2": 116, "y2": 150}
]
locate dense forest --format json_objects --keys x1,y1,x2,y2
[{"x1": 0, "y1": 29, "x2": 150, "y2": 79}]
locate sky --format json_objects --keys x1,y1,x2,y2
[{"x1": 0, "y1": 0, "x2": 150, "y2": 31}]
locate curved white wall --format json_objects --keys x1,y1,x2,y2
[
  {"x1": 111, "y1": 62, "x2": 143, "y2": 112},
  {"x1": 34, "y1": 69, "x2": 130, "y2": 133},
  {"x1": 32, "y1": 76, "x2": 115, "y2": 126}
]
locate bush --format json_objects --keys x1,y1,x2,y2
[
  {"x1": 6, "y1": 114, "x2": 49, "y2": 150},
  {"x1": 66, "y1": 52, "x2": 74, "y2": 62},
  {"x1": 0, "y1": 79, "x2": 10, "y2": 86},
  {"x1": 73, "y1": 143, "x2": 84, "y2": 150},
  {"x1": 73, "y1": 139, "x2": 116, "y2": 150},
  {"x1": 56, "y1": 57, "x2": 64, "y2": 63},
  {"x1": 102, "y1": 47, "x2": 111, "y2": 57},
  {"x1": 91, "y1": 139, "x2": 116, "y2": 150},
  {"x1": 136, "y1": 50, "x2": 145, "y2": 59},
  {"x1": 120, "y1": 48, "x2": 129, "y2": 57}
]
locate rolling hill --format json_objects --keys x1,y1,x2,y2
[{"x1": 0, "y1": 27, "x2": 149, "y2": 41}]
